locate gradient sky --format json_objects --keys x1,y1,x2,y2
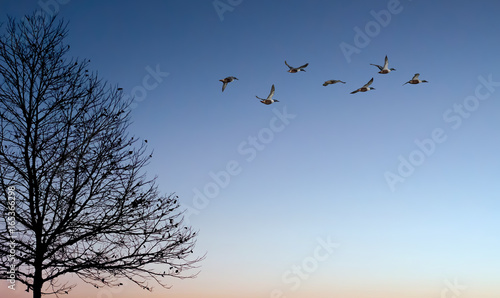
[{"x1": 1, "y1": 1, "x2": 500, "y2": 297}]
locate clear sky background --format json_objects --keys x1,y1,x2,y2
[{"x1": 1, "y1": 0, "x2": 500, "y2": 297}]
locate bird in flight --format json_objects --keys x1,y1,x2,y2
[
  {"x1": 350, "y1": 78, "x2": 375, "y2": 94},
  {"x1": 403, "y1": 73, "x2": 428, "y2": 85},
  {"x1": 219, "y1": 76, "x2": 238, "y2": 92},
  {"x1": 285, "y1": 61, "x2": 309, "y2": 73},
  {"x1": 256, "y1": 84, "x2": 279, "y2": 105},
  {"x1": 370, "y1": 55, "x2": 396, "y2": 74},
  {"x1": 323, "y1": 79, "x2": 346, "y2": 86}
]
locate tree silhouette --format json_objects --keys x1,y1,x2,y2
[{"x1": 0, "y1": 14, "x2": 203, "y2": 298}]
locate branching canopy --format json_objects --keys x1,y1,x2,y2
[{"x1": 0, "y1": 13, "x2": 203, "y2": 297}]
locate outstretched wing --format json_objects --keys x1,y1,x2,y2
[
  {"x1": 298, "y1": 63, "x2": 309, "y2": 69},
  {"x1": 267, "y1": 84, "x2": 275, "y2": 100},
  {"x1": 383, "y1": 55, "x2": 389, "y2": 68},
  {"x1": 350, "y1": 89, "x2": 360, "y2": 94},
  {"x1": 284, "y1": 61, "x2": 293, "y2": 69},
  {"x1": 370, "y1": 63, "x2": 383, "y2": 71},
  {"x1": 222, "y1": 82, "x2": 228, "y2": 92},
  {"x1": 363, "y1": 77, "x2": 374, "y2": 88},
  {"x1": 412, "y1": 73, "x2": 420, "y2": 80},
  {"x1": 256, "y1": 95, "x2": 265, "y2": 100}
]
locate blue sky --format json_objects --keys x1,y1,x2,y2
[{"x1": 2, "y1": 1, "x2": 500, "y2": 297}]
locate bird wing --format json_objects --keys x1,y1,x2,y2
[
  {"x1": 256, "y1": 95, "x2": 265, "y2": 100},
  {"x1": 412, "y1": 73, "x2": 420, "y2": 80},
  {"x1": 284, "y1": 61, "x2": 293, "y2": 69},
  {"x1": 298, "y1": 63, "x2": 309, "y2": 69},
  {"x1": 363, "y1": 77, "x2": 374, "y2": 87},
  {"x1": 350, "y1": 89, "x2": 359, "y2": 94},
  {"x1": 370, "y1": 63, "x2": 383, "y2": 71},
  {"x1": 403, "y1": 81, "x2": 410, "y2": 86},
  {"x1": 383, "y1": 55, "x2": 389, "y2": 68},
  {"x1": 222, "y1": 82, "x2": 228, "y2": 92},
  {"x1": 267, "y1": 84, "x2": 275, "y2": 100}
]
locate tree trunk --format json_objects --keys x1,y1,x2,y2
[
  {"x1": 33, "y1": 242, "x2": 43, "y2": 298},
  {"x1": 33, "y1": 265, "x2": 42, "y2": 298}
]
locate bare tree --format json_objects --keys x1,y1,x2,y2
[{"x1": 0, "y1": 13, "x2": 203, "y2": 298}]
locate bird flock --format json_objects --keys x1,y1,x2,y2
[{"x1": 219, "y1": 55, "x2": 428, "y2": 104}]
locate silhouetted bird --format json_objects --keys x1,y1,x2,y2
[
  {"x1": 256, "y1": 84, "x2": 279, "y2": 105},
  {"x1": 350, "y1": 78, "x2": 375, "y2": 94},
  {"x1": 323, "y1": 80, "x2": 346, "y2": 86},
  {"x1": 371, "y1": 55, "x2": 396, "y2": 74},
  {"x1": 285, "y1": 61, "x2": 308, "y2": 73},
  {"x1": 219, "y1": 76, "x2": 238, "y2": 92},
  {"x1": 403, "y1": 73, "x2": 428, "y2": 85}
]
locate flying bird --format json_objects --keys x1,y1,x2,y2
[
  {"x1": 350, "y1": 78, "x2": 375, "y2": 94},
  {"x1": 285, "y1": 61, "x2": 308, "y2": 73},
  {"x1": 403, "y1": 73, "x2": 428, "y2": 85},
  {"x1": 370, "y1": 55, "x2": 396, "y2": 74},
  {"x1": 256, "y1": 84, "x2": 279, "y2": 105},
  {"x1": 323, "y1": 80, "x2": 346, "y2": 86},
  {"x1": 219, "y1": 76, "x2": 238, "y2": 92}
]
